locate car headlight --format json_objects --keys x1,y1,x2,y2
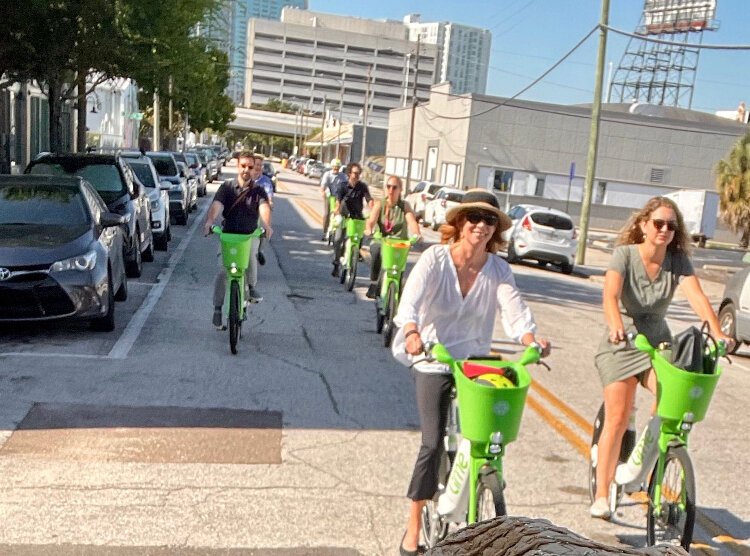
[
  {"x1": 150, "y1": 199, "x2": 160, "y2": 210},
  {"x1": 50, "y1": 250, "x2": 97, "y2": 272}
]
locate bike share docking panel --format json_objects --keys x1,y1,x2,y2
[{"x1": 0, "y1": 403, "x2": 282, "y2": 464}]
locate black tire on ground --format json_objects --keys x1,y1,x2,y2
[
  {"x1": 383, "y1": 281, "x2": 398, "y2": 347},
  {"x1": 719, "y1": 303, "x2": 740, "y2": 354},
  {"x1": 346, "y1": 250, "x2": 358, "y2": 291},
  {"x1": 229, "y1": 280, "x2": 241, "y2": 355},
  {"x1": 476, "y1": 466, "x2": 507, "y2": 521},
  {"x1": 125, "y1": 234, "x2": 142, "y2": 278},
  {"x1": 177, "y1": 210, "x2": 188, "y2": 226},
  {"x1": 375, "y1": 276, "x2": 385, "y2": 334},
  {"x1": 561, "y1": 261, "x2": 573, "y2": 275},
  {"x1": 646, "y1": 445, "x2": 696, "y2": 551},
  {"x1": 155, "y1": 232, "x2": 168, "y2": 251},
  {"x1": 506, "y1": 240, "x2": 519, "y2": 264},
  {"x1": 142, "y1": 234, "x2": 155, "y2": 262},
  {"x1": 114, "y1": 273, "x2": 128, "y2": 302},
  {"x1": 166, "y1": 224, "x2": 172, "y2": 241},
  {"x1": 91, "y1": 274, "x2": 116, "y2": 332}
]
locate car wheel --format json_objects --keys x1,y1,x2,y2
[
  {"x1": 125, "y1": 233, "x2": 142, "y2": 278},
  {"x1": 142, "y1": 233, "x2": 155, "y2": 262},
  {"x1": 719, "y1": 303, "x2": 740, "y2": 354},
  {"x1": 506, "y1": 238, "x2": 519, "y2": 264},
  {"x1": 91, "y1": 273, "x2": 116, "y2": 332},
  {"x1": 155, "y1": 231, "x2": 168, "y2": 251},
  {"x1": 561, "y1": 261, "x2": 574, "y2": 275},
  {"x1": 177, "y1": 209, "x2": 188, "y2": 226}
]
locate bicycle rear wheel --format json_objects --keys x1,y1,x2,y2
[
  {"x1": 345, "y1": 247, "x2": 358, "y2": 291},
  {"x1": 646, "y1": 445, "x2": 695, "y2": 551},
  {"x1": 229, "y1": 281, "x2": 241, "y2": 355},
  {"x1": 375, "y1": 275, "x2": 385, "y2": 334},
  {"x1": 476, "y1": 466, "x2": 506, "y2": 521},
  {"x1": 383, "y1": 281, "x2": 398, "y2": 347}
]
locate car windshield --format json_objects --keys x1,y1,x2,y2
[
  {"x1": 530, "y1": 213, "x2": 574, "y2": 230},
  {"x1": 28, "y1": 162, "x2": 125, "y2": 203},
  {"x1": 127, "y1": 162, "x2": 157, "y2": 188},
  {"x1": 445, "y1": 192, "x2": 465, "y2": 203},
  {"x1": 428, "y1": 184, "x2": 443, "y2": 194},
  {"x1": 147, "y1": 155, "x2": 178, "y2": 176},
  {"x1": 185, "y1": 153, "x2": 198, "y2": 166},
  {"x1": 0, "y1": 184, "x2": 89, "y2": 227}
]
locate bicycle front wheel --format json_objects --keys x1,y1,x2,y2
[
  {"x1": 383, "y1": 281, "x2": 398, "y2": 347},
  {"x1": 345, "y1": 246, "x2": 358, "y2": 291},
  {"x1": 229, "y1": 280, "x2": 241, "y2": 355},
  {"x1": 646, "y1": 445, "x2": 695, "y2": 550},
  {"x1": 476, "y1": 466, "x2": 506, "y2": 522}
]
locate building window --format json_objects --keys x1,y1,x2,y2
[
  {"x1": 534, "y1": 177, "x2": 546, "y2": 196},
  {"x1": 426, "y1": 146, "x2": 438, "y2": 181},
  {"x1": 595, "y1": 181, "x2": 607, "y2": 204},
  {"x1": 441, "y1": 162, "x2": 460, "y2": 186},
  {"x1": 494, "y1": 170, "x2": 513, "y2": 192}
]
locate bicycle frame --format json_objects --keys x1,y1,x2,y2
[{"x1": 343, "y1": 218, "x2": 365, "y2": 270}]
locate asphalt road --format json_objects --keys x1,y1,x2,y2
[{"x1": 0, "y1": 162, "x2": 747, "y2": 555}]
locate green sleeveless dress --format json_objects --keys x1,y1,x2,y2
[{"x1": 377, "y1": 199, "x2": 408, "y2": 239}]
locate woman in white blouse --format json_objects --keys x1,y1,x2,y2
[{"x1": 392, "y1": 189, "x2": 551, "y2": 556}]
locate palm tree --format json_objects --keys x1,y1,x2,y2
[{"x1": 716, "y1": 132, "x2": 750, "y2": 248}]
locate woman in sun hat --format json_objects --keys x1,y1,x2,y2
[{"x1": 391, "y1": 188, "x2": 551, "y2": 555}]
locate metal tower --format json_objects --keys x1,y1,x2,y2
[{"x1": 608, "y1": 0, "x2": 719, "y2": 109}]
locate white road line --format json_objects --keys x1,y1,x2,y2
[
  {"x1": 0, "y1": 352, "x2": 110, "y2": 360},
  {"x1": 107, "y1": 204, "x2": 209, "y2": 360}
]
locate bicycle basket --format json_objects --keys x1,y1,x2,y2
[
  {"x1": 345, "y1": 218, "x2": 366, "y2": 237},
  {"x1": 381, "y1": 238, "x2": 411, "y2": 270},
  {"x1": 219, "y1": 232, "x2": 254, "y2": 271},
  {"x1": 454, "y1": 359, "x2": 531, "y2": 444},
  {"x1": 652, "y1": 353, "x2": 721, "y2": 424}
]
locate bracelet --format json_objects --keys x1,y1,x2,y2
[{"x1": 404, "y1": 329, "x2": 420, "y2": 341}]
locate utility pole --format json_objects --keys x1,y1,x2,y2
[
  {"x1": 153, "y1": 88, "x2": 160, "y2": 151},
  {"x1": 336, "y1": 81, "x2": 343, "y2": 159},
  {"x1": 168, "y1": 76, "x2": 173, "y2": 150},
  {"x1": 576, "y1": 0, "x2": 610, "y2": 265},
  {"x1": 361, "y1": 64, "x2": 372, "y2": 165},
  {"x1": 405, "y1": 35, "x2": 420, "y2": 193},
  {"x1": 293, "y1": 109, "x2": 298, "y2": 156},
  {"x1": 320, "y1": 95, "x2": 326, "y2": 161}
]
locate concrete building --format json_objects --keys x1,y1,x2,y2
[
  {"x1": 245, "y1": 8, "x2": 438, "y2": 127},
  {"x1": 197, "y1": 0, "x2": 308, "y2": 105},
  {"x1": 386, "y1": 83, "x2": 747, "y2": 229},
  {"x1": 404, "y1": 14, "x2": 491, "y2": 95}
]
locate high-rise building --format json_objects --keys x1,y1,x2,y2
[
  {"x1": 197, "y1": 0, "x2": 308, "y2": 105},
  {"x1": 404, "y1": 14, "x2": 491, "y2": 95},
  {"x1": 245, "y1": 9, "x2": 438, "y2": 125}
]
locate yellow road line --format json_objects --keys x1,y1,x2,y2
[
  {"x1": 526, "y1": 394, "x2": 590, "y2": 458},
  {"x1": 296, "y1": 198, "x2": 323, "y2": 225},
  {"x1": 530, "y1": 380, "x2": 594, "y2": 436}
]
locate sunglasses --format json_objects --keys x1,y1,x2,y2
[
  {"x1": 239, "y1": 164, "x2": 254, "y2": 169},
  {"x1": 350, "y1": 171, "x2": 361, "y2": 176},
  {"x1": 465, "y1": 211, "x2": 499, "y2": 226},
  {"x1": 386, "y1": 184, "x2": 401, "y2": 190},
  {"x1": 650, "y1": 218, "x2": 678, "y2": 232}
]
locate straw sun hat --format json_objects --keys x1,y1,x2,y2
[{"x1": 445, "y1": 188, "x2": 512, "y2": 232}]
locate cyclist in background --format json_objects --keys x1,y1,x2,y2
[
  {"x1": 391, "y1": 189, "x2": 550, "y2": 555},
  {"x1": 203, "y1": 151, "x2": 272, "y2": 329},
  {"x1": 331, "y1": 162, "x2": 373, "y2": 277},
  {"x1": 363, "y1": 175, "x2": 420, "y2": 299},
  {"x1": 253, "y1": 154, "x2": 274, "y2": 266},
  {"x1": 591, "y1": 196, "x2": 732, "y2": 519},
  {"x1": 319, "y1": 158, "x2": 346, "y2": 241}
]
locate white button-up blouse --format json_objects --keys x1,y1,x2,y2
[{"x1": 392, "y1": 244, "x2": 537, "y2": 373}]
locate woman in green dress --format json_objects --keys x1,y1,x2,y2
[{"x1": 591, "y1": 196, "x2": 734, "y2": 519}]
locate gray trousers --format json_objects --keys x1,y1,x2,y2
[
  {"x1": 407, "y1": 371, "x2": 455, "y2": 501},
  {"x1": 212, "y1": 237, "x2": 259, "y2": 308}
]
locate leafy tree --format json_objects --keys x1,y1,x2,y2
[
  {"x1": 715, "y1": 132, "x2": 750, "y2": 248},
  {"x1": 253, "y1": 98, "x2": 299, "y2": 114}
]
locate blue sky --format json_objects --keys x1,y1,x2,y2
[{"x1": 310, "y1": 0, "x2": 749, "y2": 115}]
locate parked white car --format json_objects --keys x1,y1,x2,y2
[
  {"x1": 502, "y1": 204, "x2": 577, "y2": 274},
  {"x1": 122, "y1": 153, "x2": 171, "y2": 251},
  {"x1": 405, "y1": 181, "x2": 447, "y2": 221},
  {"x1": 423, "y1": 187, "x2": 466, "y2": 230}
]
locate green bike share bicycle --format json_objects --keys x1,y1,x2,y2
[
  {"x1": 588, "y1": 328, "x2": 726, "y2": 550},
  {"x1": 338, "y1": 216, "x2": 366, "y2": 291},
  {"x1": 371, "y1": 232, "x2": 418, "y2": 347},
  {"x1": 416, "y1": 341, "x2": 548, "y2": 548},
  {"x1": 210, "y1": 225, "x2": 263, "y2": 355},
  {"x1": 324, "y1": 194, "x2": 337, "y2": 245}
]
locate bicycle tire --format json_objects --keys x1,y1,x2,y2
[
  {"x1": 229, "y1": 281, "x2": 241, "y2": 355},
  {"x1": 346, "y1": 247, "x2": 358, "y2": 291},
  {"x1": 383, "y1": 281, "x2": 398, "y2": 347},
  {"x1": 646, "y1": 445, "x2": 695, "y2": 551},
  {"x1": 375, "y1": 276, "x2": 385, "y2": 334},
  {"x1": 476, "y1": 466, "x2": 506, "y2": 522}
]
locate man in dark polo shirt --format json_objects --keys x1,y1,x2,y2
[
  {"x1": 332, "y1": 161, "x2": 373, "y2": 277},
  {"x1": 203, "y1": 151, "x2": 273, "y2": 329}
]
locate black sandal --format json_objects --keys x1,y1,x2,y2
[{"x1": 399, "y1": 532, "x2": 425, "y2": 556}]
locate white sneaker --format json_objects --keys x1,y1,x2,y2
[{"x1": 590, "y1": 497, "x2": 611, "y2": 520}]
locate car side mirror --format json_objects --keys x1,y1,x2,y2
[
  {"x1": 101, "y1": 212, "x2": 128, "y2": 228},
  {"x1": 160, "y1": 179, "x2": 172, "y2": 190}
]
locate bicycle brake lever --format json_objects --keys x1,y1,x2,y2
[{"x1": 537, "y1": 360, "x2": 551, "y2": 372}]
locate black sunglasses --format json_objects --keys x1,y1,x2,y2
[
  {"x1": 650, "y1": 218, "x2": 678, "y2": 232},
  {"x1": 465, "y1": 211, "x2": 499, "y2": 226}
]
